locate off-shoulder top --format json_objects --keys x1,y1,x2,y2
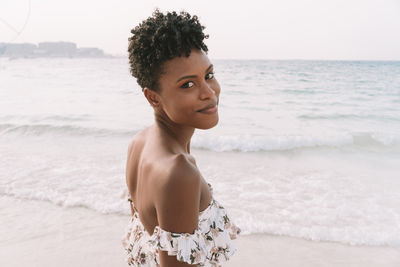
[{"x1": 121, "y1": 183, "x2": 241, "y2": 266}]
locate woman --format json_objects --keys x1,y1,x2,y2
[{"x1": 122, "y1": 9, "x2": 241, "y2": 266}]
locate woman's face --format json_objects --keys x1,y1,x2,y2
[{"x1": 156, "y1": 49, "x2": 221, "y2": 130}]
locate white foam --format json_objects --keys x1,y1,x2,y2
[
  {"x1": 192, "y1": 131, "x2": 399, "y2": 152},
  {"x1": 2, "y1": 144, "x2": 400, "y2": 247}
]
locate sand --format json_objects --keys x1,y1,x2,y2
[{"x1": 1, "y1": 195, "x2": 399, "y2": 267}]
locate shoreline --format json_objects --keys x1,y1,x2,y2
[{"x1": 1, "y1": 195, "x2": 399, "y2": 266}]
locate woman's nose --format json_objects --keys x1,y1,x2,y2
[{"x1": 200, "y1": 82, "x2": 216, "y2": 99}]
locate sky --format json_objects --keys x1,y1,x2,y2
[{"x1": 1, "y1": 0, "x2": 400, "y2": 60}]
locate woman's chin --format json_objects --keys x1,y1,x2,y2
[{"x1": 196, "y1": 117, "x2": 219, "y2": 130}]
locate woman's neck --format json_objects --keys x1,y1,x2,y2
[{"x1": 153, "y1": 111, "x2": 194, "y2": 154}]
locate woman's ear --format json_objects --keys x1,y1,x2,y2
[{"x1": 143, "y1": 88, "x2": 161, "y2": 108}]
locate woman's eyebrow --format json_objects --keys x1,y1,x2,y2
[{"x1": 175, "y1": 64, "x2": 213, "y2": 83}]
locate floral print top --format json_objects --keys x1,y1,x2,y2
[{"x1": 121, "y1": 183, "x2": 241, "y2": 266}]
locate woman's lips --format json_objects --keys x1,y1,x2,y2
[{"x1": 198, "y1": 105, "x2": 218, "y2": 114}]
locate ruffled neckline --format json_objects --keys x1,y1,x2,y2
[{"x1": 123, "y1": 182, "x2": 241, "y2": 266}]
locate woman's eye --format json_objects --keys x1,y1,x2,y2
[
  {"x1": 206, "y1": 72, "x2": 215, "y2": 80},
  {"x1": 181, "y1": 81, "x2": 194, "y2": 88}
]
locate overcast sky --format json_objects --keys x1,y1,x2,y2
[{"x1": 1, "y1": 0, "x2": 400, "y2": 60}]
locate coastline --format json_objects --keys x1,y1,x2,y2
[{"x1": 1, "y1": 195, "x2": 399, "y2": 267}]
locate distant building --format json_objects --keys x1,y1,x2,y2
[
  {"x1": 38, "y1": 42, "x2": 77, "y2": 57},
  {"x1": 0, "y1": 41, "x2": 109, "y2": 58},
  {"x1": 0, "y1": 43, "x2": 37, "y2": 57},
  {"x1": 0, "y1": 43, "x2": 6, "y2": 56},
  {"x1": 77, "y1": 47, "x2": 105, "y2": 57}
]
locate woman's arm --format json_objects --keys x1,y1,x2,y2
[{"x1": 155, "y1": 154, "x2": 202, "y2": 266}]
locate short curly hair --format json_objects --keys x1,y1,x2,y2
[{"x1": 128, "y1": 9, "x2": 209, "y2": 92}]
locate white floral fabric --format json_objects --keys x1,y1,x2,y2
[{"x1": 122, "y1": 183, "x2": 241, "y2": 266}]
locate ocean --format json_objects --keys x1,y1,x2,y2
[{"x1": 1, "y1": 57, "x2": 399, "y2": 248}]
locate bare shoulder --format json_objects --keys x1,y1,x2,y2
[
  {"x1": 161, "y1": 153, "x2": 200, "y2": 189},
  {"x1": 157, "y1": 153, "x2": 201, "y2": 201},
  {"x1": 127, "y1": 127, "x2": 149, "y2": 154},
  {"x1": 154, "y1": 153, "x2": 202, "y2": 233}
]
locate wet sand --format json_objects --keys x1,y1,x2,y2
[{"x1": 1, "y1": 195, "x2": 399, "y2": 267}]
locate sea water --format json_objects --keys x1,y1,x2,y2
[{"x1": 0, "y1": 57, "x2": 399, "y2": 247}]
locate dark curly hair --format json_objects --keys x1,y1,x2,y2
[{"x1": 128, "y1": 9, "x2": 209, "y2": 92}]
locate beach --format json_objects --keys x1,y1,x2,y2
[
  {"x1": 1, "y1": 195, "x2": 399, "y2": 267},
  {"x1": 1, "y1": 57, "x2": 400, "y2": 266}
]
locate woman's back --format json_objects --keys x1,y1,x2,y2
[{"x1": 125, "y1": 126, "x2": 213, "y2": 236}]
